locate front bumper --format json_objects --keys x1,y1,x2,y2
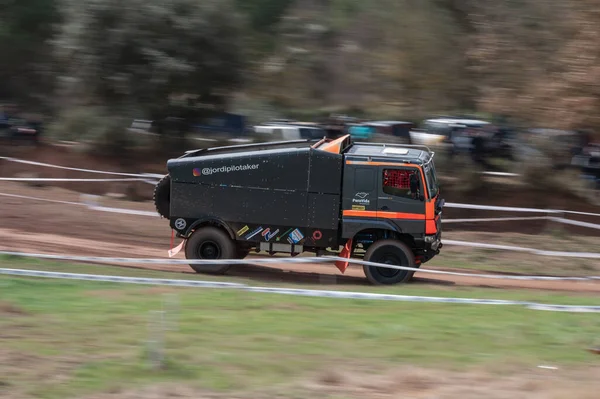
[
  {"x1": 424, "y1": 220, "x2": 443, "y2": 253},
  {"x1": 425, "y1": 235, "x2": 442, "y2": 252}
]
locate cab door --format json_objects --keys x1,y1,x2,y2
[{"x1": 376, "y1": 166, "x2": 426, "y2": 233}]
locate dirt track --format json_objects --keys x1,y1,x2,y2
[{"x1": 2, "y1": 178, "x2": 600, "y2": 293}]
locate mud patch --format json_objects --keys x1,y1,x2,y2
[
  {"x1": 0, "y1": 348, "x2": 104, "y2": 398},
  {"x1": 74, "y1": 364, "x2": 600, "y2": 399},
  {"x1": 0, "y1": 301, "x2": 28, "y2": 316}
]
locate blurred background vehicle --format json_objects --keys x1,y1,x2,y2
[
  {"x1": 0, "y1": 104, "x2": 42, "y2": 146},
  {"x1": 253, "y1": 122, "x2": 327, "y2": 141}
]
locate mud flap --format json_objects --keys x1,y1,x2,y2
[
  {"x1": 334, "y1": 239, "x2": 353, "y2": 273},
  {"x1": 168, "y1": 229, "x2": 185, "y2": 258}
]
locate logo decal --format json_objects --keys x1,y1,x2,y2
[
  {"x1": 287, "y1": 228, "x2": 304, "y2": 244},
  {"x1": 312, "y1": 230, "x2": 323, "y2": 241},
  {"x1": 261, "y1": 228, "x2": 270, "y2": 237},
  {"x1": 174, "y1": 218, "x2": 187, "y2": 230},
  {"x1": 265, "y1": 229, "x2": 279, "y2": 241},
  {"x1": 237, "y1": 225, "x2": 249, "y2": 236},
  {"x1": 276, "y1": 228, "x2": 294, "y2": 242},
  {"x1": 245, "y1": 227, "x2": 263, "y2": 240},
  {"x1": 197, "y1": 164, "x2": 259, "y2": 176},
  {"x1": 353, "y1": 192, "x2": 370, "y2": 206}
]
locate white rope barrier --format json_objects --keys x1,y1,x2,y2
[
  {"x1": 0, "y1": 192, "x2": 160, "y2": 217},
  {"x1": 444, "y1": 202, "x2": 600, "y2": 218},
  {"x1": 0, "y1": 177, "x2": 154, "y2": 182},
  {"x1": 1, "y1": 267, "x2": 599, "y2": 313},
  {"x1": 442, "y1": 216, "x2": 551, "y2": 223},
  {"x1": 0, "y1": 156, "x2": 163, "y2": 178},
  {"x1": 442, "y1": 240, "x2": 600, "y2": 259},
  {"x1": 1, "y1": 250, "x2": 599, "y2": 281}
]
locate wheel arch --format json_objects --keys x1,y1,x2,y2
[
  {"x1": 351, "y1": 227, "x2": 416, "y2": 250},
  {"x1": 341, "y1": 218, "x2": 402, "y2": 239},
  {"x1": 186, "y1": 218, "x2": 236, "y2": 240}
]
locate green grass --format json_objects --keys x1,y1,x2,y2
[{"x1": 1, "y1": 259, "x2": 600, "y2": 398}]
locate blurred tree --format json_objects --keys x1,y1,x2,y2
[
  {"x1": 55, "y1": 0, "x2": 246, "y2": 123},
  {"x1": 8, "y1": 0, "x2": 600, "y2": 143},
  {"x1": 235, "y1": 0, "x2": 295, "y2": 35},
  {"x1": 0, "y1": 0, "x2": 61, "y2": 108},
  {"x1": 467, "y1": 1, "x2": 600, "y2": 133}
]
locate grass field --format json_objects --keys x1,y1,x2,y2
[{"x1": 2, "y1": 259, "x2": 600, "y2": 398}]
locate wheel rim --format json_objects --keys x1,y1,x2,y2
[
  {"x1": 197, "y1": 241, "x2": 221, "y2": 259},
  {"x1": 375, "y1": 254, "x2": 403, "y2": 278},
  {"x1": 370, "y1": 246, "x2": 410, "y2": 281}
]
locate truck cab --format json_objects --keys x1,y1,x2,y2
[
  {"x1": 333, "y1": 141, "x2": 443, "y2": 284},
  {"x1": 155, "y1": 134, "x2": 443, "y2": 285}
]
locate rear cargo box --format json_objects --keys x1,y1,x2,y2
[{"x1": 167, "y1": 146, "x2": 343, "y2": 231}]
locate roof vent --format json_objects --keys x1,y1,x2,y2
[{"x1": 382, "y1": 147, "x2": 409, "y2": 155}]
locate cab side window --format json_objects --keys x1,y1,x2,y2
[{"x1": 382, "y1": 169, "x2": 421, "y2": 200}]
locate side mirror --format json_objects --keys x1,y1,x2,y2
[
  {"x1": 409, "y1": 174, "x2": 419, "y2": 193},
  {"x1": 435, "y1": 199, "x2": 445, "y2": 214},
  {"x1": 409, "y1": 173, "x2": 424, "y2": 201}
]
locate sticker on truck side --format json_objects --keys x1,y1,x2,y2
[
  {"x1": 265, "y1": 229, "x2": 279, "y2": 241},
  {"x1": 245, "y1": 227, "x2": 264, "y2": 240},
  {"x1": 193, "y1": 164, "x2": 259, "y2": 176},
  {"x1": 287, "y1": 228, "x2": 304, "y2": 244},
  {"x1": 352, "y1": 192, "x2": 370, "y2": 205}
]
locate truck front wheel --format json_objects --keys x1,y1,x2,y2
[
  {"x1": 185, "y1": 227, "x2": 235, "y2": 274},
  {"x1": 363, "y1": 239, "x2": 416, "y2": 285}
]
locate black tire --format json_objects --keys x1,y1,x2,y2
[
  {"x1": 236, "y1": 246, "x2": 251, "y2": 259},
  {"x1": 363, "y1": 239, "x2": 416, "y2": 285},
  {"x1": 184, "y1": 227, "x2": 235, "y2": 274},
  {"x1": 153, "y1": 174, "x2": 171, "y2": 218}
]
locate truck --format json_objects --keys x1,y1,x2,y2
[{"x1": 153, "y1": 134, "x2": 444, "y2": 285}]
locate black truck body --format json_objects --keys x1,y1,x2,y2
[
  {"x1": 156, "y1": 135, "x2": 444, "y2": 285},
  {"x1": 168, "y1": 143, "x2": 342, "y2": 250}
]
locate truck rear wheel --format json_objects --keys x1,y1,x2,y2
[
  {"x1": 184, "y1": 227, "x2": 235, "y2": 274},
  {"x1": 363, "y1": 239, "x2": 416, "y2": 285}
]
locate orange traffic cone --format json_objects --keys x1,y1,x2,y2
[{"x1": 335, "y1": 239, "x2": 353, "y2": 273}]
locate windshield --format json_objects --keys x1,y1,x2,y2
[{"x1": 424, "y1": 161, "x2": 439, "y2": 198}]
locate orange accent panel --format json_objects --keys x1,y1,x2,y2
[
  {"x1": 346, "y1": 160, "x2": 410, "y2": 167},
  {"x1": 343, "y1": 210, "x2": 377, "y2": 217},
  {"x1": 425, "y1": 200, "x2": 435, "y2": 219},
  {"x1": 343, "y1": 210, "x2": 425, "y2": 220},
  {"x1": 380, "y1": 211, "x2": 426, "y2": 220},
  {"x1": 318, "y1": 134, "x2": 350, "y2": 154},
  {"x1": 426, "y1": 219, "x2": 437, "y2": 234}
]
